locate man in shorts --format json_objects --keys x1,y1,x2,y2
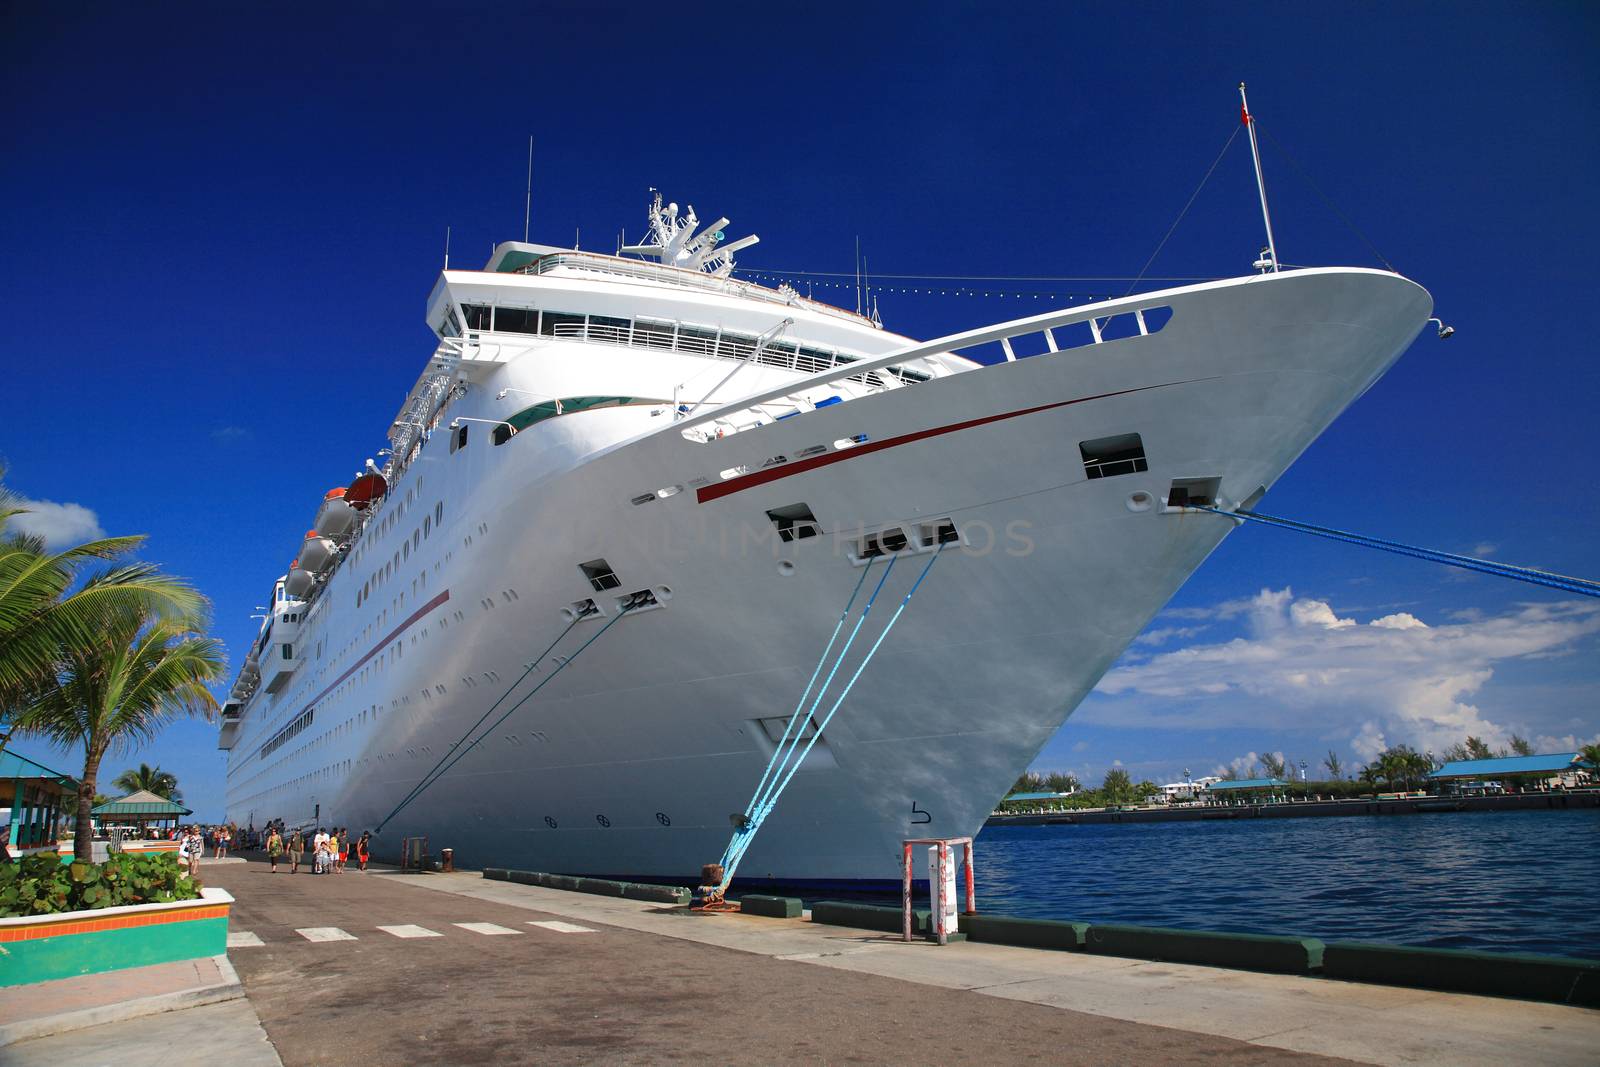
[{"x1": 288, "y1": 828, "x2": 305, "y2": 874}]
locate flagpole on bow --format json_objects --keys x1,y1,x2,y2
[{"x1": 1239, "y1": 82, "x2": 1279, "y2": 273}]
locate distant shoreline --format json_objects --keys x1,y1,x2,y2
[{"x1": 985, "y1": 789, "x2": 1600, "y2": 827}]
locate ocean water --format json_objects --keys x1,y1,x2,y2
[{"x1": 972, "y1": 809, "x2": 1600, "y2": 959}]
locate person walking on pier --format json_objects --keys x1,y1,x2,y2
[
  {"x1": 266, "y1": 827, "x2": 283, "y2": 873},
  {"x1": 287, "y1": 828, "x2": 304, "y2": 874},
  {"x1": 181, "y1": 827, "x2": 202, "y2": 879},
  {"x1": 355, "y1": 831, "x2": 370, "y2": 872},
  {"x1": 336, "y1": 828, "x2": 349, "y2": 873},
  {"x1": 312, "y1": 827, "x2": 329, "y2": 874}
]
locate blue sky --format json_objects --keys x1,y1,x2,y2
[{"x1": 3, "y1": 2, "x2": 1596, "y2": 817}]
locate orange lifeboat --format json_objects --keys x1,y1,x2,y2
[
  {"x1": 314, "y1": 486, "x2": 358, "y2": 538},
  {"x1": 346, "y1": 471, "x2": 387, "y2": 511}
]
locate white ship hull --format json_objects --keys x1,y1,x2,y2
[{"x1": 224, "y1": 259, "x2": 1430, "y2": 886}]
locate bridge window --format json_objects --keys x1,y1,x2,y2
[
  {"x1": 495, "y1": 307, "x2": 538, "y2": 334},
  {"x1": 463, "y1": 304, "x2": 492, "y2": 331},
  {"x1": 540, "y1": 312, "x2": 585, "y2": 337}
]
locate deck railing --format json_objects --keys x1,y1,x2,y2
[{"x1": 517, "y1": 251, "x2": 874, "y2": 327}]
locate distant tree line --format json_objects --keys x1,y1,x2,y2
[{"x1": 1003, "y1": 733, "x2": 1600, "y2": 813}]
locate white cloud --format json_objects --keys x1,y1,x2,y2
[
  {"x1": 1472, "y1": 542, "x2": 1499, "y2": 557},
  {"x1": 212, "y1": 426, "x2": 249, "y2": 444},
  {"x1": 1134, "y1": 625, "x2": 1208, "y2": 647},
  {"x1": 1370, "y1": 612, "x2": 1427, "y2": 630},
  {"x1": 1533, "y1": 733, "x2": 1600, "y2": 754},
  {"x1": 1095, "y1": 588, "x2": 1600, "y2": 760},
  {"x1": 1290, "y1": 598, "x2": 1356, "y2": 629},
  {"x1": 9, "y1": 498, "x2": 106, "y2": 549}
]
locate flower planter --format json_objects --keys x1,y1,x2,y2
[{"x1": 0, "y1": 887, "x2": 232, "y2": 987}]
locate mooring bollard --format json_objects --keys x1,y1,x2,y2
[
  {"x1": 901, "y1": 836, "x2": 975, "y2": 945},
  {"x1": 440, "y1": 848, "x2": 454, "y2": 872}
]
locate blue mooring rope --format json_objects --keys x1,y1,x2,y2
[
  {"x1": 718, "y1": 545, "x2": 946, "y2": 891},
  {"x1": 1196, "y1": 507, "x2": 1600, "y2": 599},
  {"x1": 374, "y1": 599, "x2": 640, "y2": 834}
]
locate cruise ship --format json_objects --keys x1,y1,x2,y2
[{"x1": 219, "y1": 190, "x2": 1434, "y2": 886}]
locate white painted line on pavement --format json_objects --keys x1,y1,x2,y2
[
  {"x1": 527, "y1": 920, "x2": 596, "y2": 934},
  {"x1": 454, "y1": 922, "x2": 523, "y2": 936},
  {"x1": 378, "y1": 924, "x2": 443, "y2": 939},
  {"x1": 228, "y1": 931, "x2": 265, "y2": 947},
  {"x1": 296, "y1": 927, "x2": 358, "y2": 942}
]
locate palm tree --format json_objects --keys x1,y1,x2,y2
[
  {"x1": 1260, "y1": 751, "x2": 1288, "y2": 779},
  {"x1": 1010, "y1": 771, "x2": 1046, "y2": 794},
  {"x1": 18, "y1": 606, "x2": 223, "y2": 860},
  {"x1": 111, "y1": 762, "x2": 183, "y2": 803},
  {"x1": 1323, "y1": 750, "x2": 1344, "y2": 780},
  {"x1": 1043, "y1": 771, "x2": 1080, "y2": 794},
  {"x1": 1, "y1": 467, "x2": 202, "y2": 751},
  {"x1": 1101, "y1": 768, "x2": 1134, "y2": 804},
  {"x1": 1509, "y1": 734, "x2": 1534, "y2": 757}
]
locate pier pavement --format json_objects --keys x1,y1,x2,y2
[{"x1": 13, "y1": 856, "x2": 1595, "y2": 1065}]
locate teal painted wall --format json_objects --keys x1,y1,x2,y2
[{"x1": 0, "y1": 915, "x2": 227, "y2": 987}]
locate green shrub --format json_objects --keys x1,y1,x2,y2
[{"x1": 0, "y1": 852, "x2": 201, "y2": 917}]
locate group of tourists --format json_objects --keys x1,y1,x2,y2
[{"x1": 262, "y1": 824, "x2": 371, "y2": 874}]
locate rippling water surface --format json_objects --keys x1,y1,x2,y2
[{"x1": 971, "y1": 809, "x2": 1600, "y2": 958}]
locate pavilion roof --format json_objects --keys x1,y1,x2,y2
[
  {"x1": 1428, "y1": 753, "x2": 1591, "y2": 779},
  {"x1": 0, "y1": 750, "x2": 77, "y2": 788},
  {"x1": 1208, "y1": 777, "x2": 1288, "y2": 791},
  {"x1": 92, "y1": 789, "x2": 191, "y2": 816}
]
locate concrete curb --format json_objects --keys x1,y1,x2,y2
[
  {"x1": 741, "y1": 894, "x2": 804, "y2": 918},
  {"x1": 811, "y1": 900, "x2": 931, "y2": 935},
  {"x1": 965, "y1": 913, "x2": 1089, "y2": 951},
  {"x1": 1324, "y1": 941, "x2": 1600, "y2": 1006},
  {"x1": 1083, "y1": 923, "x2": 1325, "y2": 975},
  {"x1": 0, "y1": 953, "x2": 244, "y2": 1048},
  {"x1": 483, "y1": 869, "x2": 691, "y2": 906}
]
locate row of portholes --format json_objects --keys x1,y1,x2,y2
[
  {"x1": 356, "y1": 500, "x2": 446, "y2": 609},
  {"x1": 541, "y1": 812, "x2": 673, "y2": 829}
]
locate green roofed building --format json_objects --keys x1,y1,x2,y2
[
  {"x1": 93, "y1": 789, "x2": 192, "y2": 837},
  {"x1": 1206, "y1": 777, "x2": 1289, "y2": 804},
  {"x1": 2, "y1": 750, "x2": 77, "y2": 858}
]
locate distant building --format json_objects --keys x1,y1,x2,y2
[
  {"x1": 1162, "y1": 776, "x2": 1222, "y2": 801},
  {"x1": 1206, "y1": 777, "x2": 1290, "y2": 804}
]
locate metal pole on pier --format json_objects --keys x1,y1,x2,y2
[{"x1": 1238, "y1": 83, "x2": 1279, "y2": 272}]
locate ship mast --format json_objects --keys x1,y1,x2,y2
[{"x1": 1239, "y1": 82, "x2": 1279, "y2": 273}]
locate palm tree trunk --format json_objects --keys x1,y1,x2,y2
[{"x1": 75, "y1": 750, "x2": 103, "y2": 862}]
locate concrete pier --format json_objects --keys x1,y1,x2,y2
[{"x1": 13, "y1": 856, "x2": 1593, "y2": 1065}]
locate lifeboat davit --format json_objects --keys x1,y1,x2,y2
[
  {"x1": 345, "y1": 471, "x2": 387, "y2": 511},
  {"x1": 296, "y1": 530, "x2": 338, "y2": 574},
  {"x1": 284, "y1": 562, "x2": 316, "y2": 599},
  {"x1": 314, "y1": 487, "x2": 358, "y2": 538}
]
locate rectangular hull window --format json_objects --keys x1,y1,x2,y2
[
  {"x1": 766, "y1": 503, "x2": 821, "y2": 542},
  {"x1": 1080, "y1": 433, "x2": 1147, "y2": 479},
  {"x1": 580, "y1": 559, "x2": 621, "y2": 592}
]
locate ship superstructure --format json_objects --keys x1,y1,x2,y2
[{"x1": 220, "y1": 191, "x2": 1432, "y2": 885}]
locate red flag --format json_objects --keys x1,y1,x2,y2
[{"x1": 1241, "y1": 105, "x2": 1251, "y2": 125}]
